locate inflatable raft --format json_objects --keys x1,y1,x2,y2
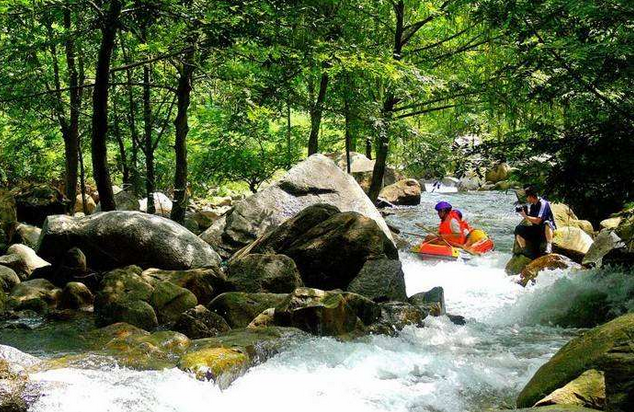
[{"x1": 412, "y1": 237, "x2": 495, "y2": 261}]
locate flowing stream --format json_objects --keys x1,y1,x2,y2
[{"x1": 5, "y1": 191, "x2": 633, "y2": 412}]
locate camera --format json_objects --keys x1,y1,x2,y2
[{"x1": 515, "y1": 204, "x2": 528, "y2": 213}]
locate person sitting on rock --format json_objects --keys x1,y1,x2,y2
[
  {"x1": 427, "y1": 201, "x2": 473, "y2": 247},
  {"x1": 514, "y1": 185, "x2": 556, "y2": 255}
]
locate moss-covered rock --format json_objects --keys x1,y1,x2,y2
[
  {"x1": 141, "y1": 267, "x2": 228, "y2": 306},
  {"x1": 178, "y1": 346, "x2": 249, "y2": 387},
  {"x1": 0, "y1": 266, "x2": 20, "y2": 293},
  {"x1": 409, "y1": 286, "x2": 445, "y2": 316},
  {"x1": 8, "y1": 278, "x2": 61, "y2": 312},
  {"x1": 97, "y1": 299, "x2": 158, "y2": 331},
  {"x1": 173, "y1": 305, "x2": 231, "y2": 339},
  {"x1": 517, "y1": 313, "x2": 634, "y2": 410},
  {"x1": 149, "y1": 281, "x2": 198, "y2": 324},
  {"x1": 378, "y1": 179, "x2": 421, "y2": 206},
  {"x1": 492, "y1": 406, "x2": 601, "y2": 412},
  {"x1": 534, "y1": 369, "x2": 605, "y2": 410},
  {"x1": 346, "y1": 258, "x2": 407, "y2": 302},
  {"x1": 368, "y1": 301, "x2": 427, "y2": 335},
  {"x1": 59, "y1": 282, "x2": 94, "y2": 310},
  {"x1": 519, "y1": 254, "x2": 581, "y2": 286},
  {"x1": 505, "y1": 254, "x2": 533, "y2": 276},
  {"x1": 0, "y1": 189, "x2": 17, "y2": 254},
  {"x1": 207, "y1": 292, "x2": 287, "y2": 328}
]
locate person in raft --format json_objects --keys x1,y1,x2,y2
[
  {"x1": 427, "y1": 201, "x2": 487, "y2": 248},
  {"x1": 514, "y1": 185, "x2": 556, "y2": 255}
]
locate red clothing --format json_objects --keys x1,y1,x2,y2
[{"x1": 438, "y1": 210, "x2": 473, "y2": 245}]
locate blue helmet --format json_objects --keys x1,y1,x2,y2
[{"x1": 435, "y1": 201, "x2": 452, "y2": 211}]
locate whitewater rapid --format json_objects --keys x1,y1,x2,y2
[{"x1": 24, "y1": 192, "x2": 628, "y2": 412}]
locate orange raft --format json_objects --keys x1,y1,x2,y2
[{"x1": 411, "y1": 236, "x2": 495, "y2": 261}]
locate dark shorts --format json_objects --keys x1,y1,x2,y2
[{"x1": 514, "y1": 224, "x2": 546, "y2": 244}]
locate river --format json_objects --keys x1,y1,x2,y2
[{"x1": 7, "y1": 191, "x2": 632, "y2": 412}]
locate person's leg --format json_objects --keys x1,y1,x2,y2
[
  {"x1": 544, "y1": 224, "x2": 554, "y2": 254},
  {"x1": 515, "y1": 234, "x2": 526, "y2": 249}
]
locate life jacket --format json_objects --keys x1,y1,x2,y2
[{"x1": 438, "y1": 210, "x2": 473, "y2": 245}]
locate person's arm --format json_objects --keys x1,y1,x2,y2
[{"x1": 520, "y1": 210, "x2": 543, "y2": 225}]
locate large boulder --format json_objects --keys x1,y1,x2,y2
[
  {"x1": 200, "y1": 154, "x2": 393, "y2": 258},
  {"x1": 534, "y1": 369, "x2": 605, "y2": 410},
  {"x1": 207, "y1": 292, "x2": 287, "y2": 328},
  {"x1": 272, "y1": 288, "x2": 379, "y2": 337},
  {"x1": 485, "y1": 162, "x2": 511, "y2": 183},
  {"x1": 14, "y1": 184, "x2": 68, "y2": 226},
  {"x1": 346, "y1": 258, "x2": 407, "y2": 302},
  {"x1": 94, "y1": 188, "x2": 140, "y2": 213},
  {"x1": 226, "y1": 254, "x2": 303, "y2": 293},
  {"x1": 505, "y1": 254, "x2": 533, "y2": 276},
  {"x1": 0, "y1": 347, "x2": 40, "y2": 412},
  {"x1": 368, "y1": 301, "x2": 428, "y2": 335},
  {"x1": 379, "y1": 179, "x2": 421, "y2": 206},
  {"x1": 58, "y1": 282, "x2": 94, "y2": 310},
  {"x1": 551, "y1": 203, "x2": 594, "y2": 236},
  {"x1": 3, "y1": 244, "x2": 50, "y2": 279},
  {"x1": 37, "y1": 211, "x2": 221, "y2": 270},
  {"x1": 553, "y1": 227, "x2": 594, "y2": 263},
  {"x1": 517, "y1": 313, "x2": 634, "y2": 410},
  {"x1": 458, "y1": 171, "x2": 483, "y2": 191},
  {"x1": 0, "y1": 190, "x2": 17, "y2": 253},
  {"x1": 8, "y1": 278, "x2": 61, "y2": 312},
  {"x1": 519, "y1": 254, "x2": 581, "y2": 286}
]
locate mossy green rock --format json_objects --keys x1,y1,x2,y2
[
  {"x1": 226, "y1": 253, "x2": 303, "y2": 294},
  {"x1": 207, "y1": 292, "x2": 287, "y2": 328},
  {"x1": 8, "y1": 278, "x2": 61, "y2": 312},
  {"x1": 517, "y1": 313, "x2": 634, "y2": 410},
  {"x1": 534, "y1": 369, "x2": 605, "y2": 409},
  {"x1": 149, "y1": 281, "x2": 198, "y2": 324},
  {"x1": 505, "y1": 254, "x2": 533, "y2": 276},
  {"x1": 96, "y1": 298, "x2": 158, "y2": 330},
  {"x1": 178, "y1": 346, "x2": 249, "y2": 386},
  {"x1": 141, "y1": 267, "x2": 227, "y2": 305},
  {"x1": 493, "y1": 406, "x2": 601, "y2": 412}
]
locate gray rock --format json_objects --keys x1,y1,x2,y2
[
  {"x1": 14, "y1": 223, "x2": 40, "y2": 250},
  {"x1": 200, "y1": 154, "x2": 393, "y2": 258},
  {"x1": 409, "y1": 286, "x2": 446, "y2": 316},
  {"x1": 368, "y1": 301, "x2": 428, "y2": 335},
  {"x1": 0, "y1": 266, "x2": 20, "y2": 293},
  {"x1": 207, "y1": 292, "x2": 288, "y2": 328},
  {"x1": 347, "y1": 258, "x2": 407, "y2": 302},
  {"x1": 149, "y1": 281, "x2": 198, "y2": 324},
  {"x1": 226, "y1": 254, "x2": 303, "y2": 293},
  {"x1": 8, "y1": 278, "x2": 61, "y2": 312},
  {"x1": 141, "y1": 267, "x2": 228, "y2": 306},
  {"x1": 37, "y1": 211, "x2": 221, "y2": 270},
  {"x1": 14, "y1": 184, "x2": 68, "y2": 226},
  {"x1": 173, "y1": 305, "x2": 231, "y2": 339},
  {"x1": 583, "y1": 230, "x2": 625, "y2": 268},
  {"x1": 378, "y1": 179, "x2": 421, "y2": 206},
  {"x1": 4, "y1": 244, "x2": 50, "y2": 279},
  {"x1": 59, "y1": 282, "x2": 94, "y2": 310}
]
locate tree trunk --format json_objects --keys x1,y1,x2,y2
[
  {"x1": 78, "y1": 145, "x2": 88, "y2": 215},
  {"x1": 63, "y1": 8, "x2": 79, "y2": 214},
  {"x1": 286, "y1": 98, "x2": 292, "y2": 168},
  {"x1": 365, "y1": 138, "x2": 372, "y2": 160},
  {"x1": 111, "y1": 73, "x2": 129, "y2": 185},
  {"x1": 143, "y1": 62, "x2": 155, "y2": 214},
  {"x1": 170, "y1": 58, "x2": 194, "y2": 224},
  {"x1": 307, "y1": 71, "x2": 329, "y2": 156},
  {"x1": 368, "y1": 1, "x2": 404, "y2": 203},
  {"x1": 344, "y1": 97, "x2": 352, "y2": 174},
  {"x1": 90, "y1": 0, "x2": 121, "y2": 211}
]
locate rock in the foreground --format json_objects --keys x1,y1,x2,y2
[
  {"x1": 200, "y1": 154, "x2": 393, "y2": 258},
  {"x1": 534, "y1": 369, "x2": 605, "y2": 410},
  {"x1": 519, "y1": 254, "x2": 581, "y2": 286},
  {"x1": 38, "y1": 211, "x2": 221, "y2": 270},
  {"x1": 517, "y1": 313, "x2": 634, "y2": 410}
]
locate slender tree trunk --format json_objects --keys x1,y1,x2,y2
[
  {"x1": 170, "y1": 57, "x2": 194, "y2": 224},
  {"x1": 143, "y1": 62, "x2": 155, "y2": 214},
  {"x1": 307, "y1": 71, "x2": 329, "y2": 156},
  {"x1": 368, "y1": 1, "x2": 404, "y2": 203},
  {"x1": 344, "y1": 98, "x2": 352, "y2": 174},
  {"x1": 78, "y1": 144, "x2": 88, "y2": 215},
  {"x1": 63, "y1": 8, "x2": 79, "y2": 214},
  {"x1": 122, "y1": 40, "x2": 142, "y2": 194},
  {"x1": 365, "y1": 138, "x2": 372, "y2": 160},
  {"x1": 111, "y1": 73, "x2": 129, "y2": 185},
  {"x1": 286, "y1": 98, "x2": 292, "y2": 168},
  {"x1": 90, "y1": 0, "x2": 121, "y2": 211}
]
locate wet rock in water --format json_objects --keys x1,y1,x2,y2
[
  {"x1": 83, "y1": 322, "x2": 150, "y2": 349},
  {"x1": 141, "y1": 267, "x2": 227, "y2": 306},
  {"x1": 74, "y1": 194, "x2": 96, "y2": 215},
  {"x1": 174, "y1": 305, "x2": 231, "y2": 339},
  {"x1": 519, "y1": 254, "x2": 581, "y2": 286},
  {"x1": 582, "y1": 230, "x2": 625, "y2": 268},
  {"x1": 447, "y1": 313, "x2": 466, "y2": 325},
  {"x1": 178, "y1": 346, "x2": 248, "y2": 386},
  {"x1": 0, "y1": 267, "x2": 19, "y2": 293},
  {"x1": 199, "y1": 154, "x2": 393, "y2": 259},
  {"x1": 207, "y1": 292, "x2": 287, "y2": 328},
  {"x1": 0, "y1": 190, "x2": 17, "y2": 254},
  {"x1": 493, "y1": 406, "x2": 602, "y2": 412},
  {"x1": 149, "y1": 281, "x2": 198, "y2": 325},
  {"x1": 378, "y1": 179, "x2": 422, "y2": 206},
  {"x1": 38, "y1": 211, "x2": 221, "y2": 270},
  {"x1": 368, "y1": 301, "x2": 427, "y2": 335},
  {"x1": 534, "y1": 369, "x2": 605, "y2": 410},
  {"x1": 517, "y1": 313, "x2": 634, "y2": 411},
  {"x1": 2, "y1": 244, "x2": 50, "y2": 279},
  {"x1": 272, "y1": 288, "x2": 379, "y2": 337},
  {"x1": 226, "y1": 254, "x2": 303, "y2": 294},
  {"x1": 409, "y1": 286, "x2": 445, "y2": 316},
  {"x1": 346, "y1": 258, "x2": 407, "y2": 302},
  {"x1": 94, "y1": 266, "x2": 158, "y2": 330},
  {"x1": 8, "y1": 279, "x2": 61, "y2": 312},
  {"x1": 505, "y1": 254, "x2": 533, "y2": 276},
  {"x1": 59, "y1": 282, "x2": 94, "y2": 310},
  {"x1": 553, "y1": 226, "x2": 594, "y2": 263},
  {"x1": 14, "y1": 224, "x2": 40, "y2": 250},
  {"x1": 101, "y1": 330, "x2": 191, "y2": 369},
  {"x1": 458, "y1": 172, "x2": 482, "y2": 191},
  {"x1": 0, "y1": 353, "x2": 39, "y2": 412},
  {"x1": 14, "y1": 184, "x2": 68, "y2": 227}
]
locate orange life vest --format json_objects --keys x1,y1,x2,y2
[{"x1": 438, "y1": 210, "x2": 473, "y2": 245}]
